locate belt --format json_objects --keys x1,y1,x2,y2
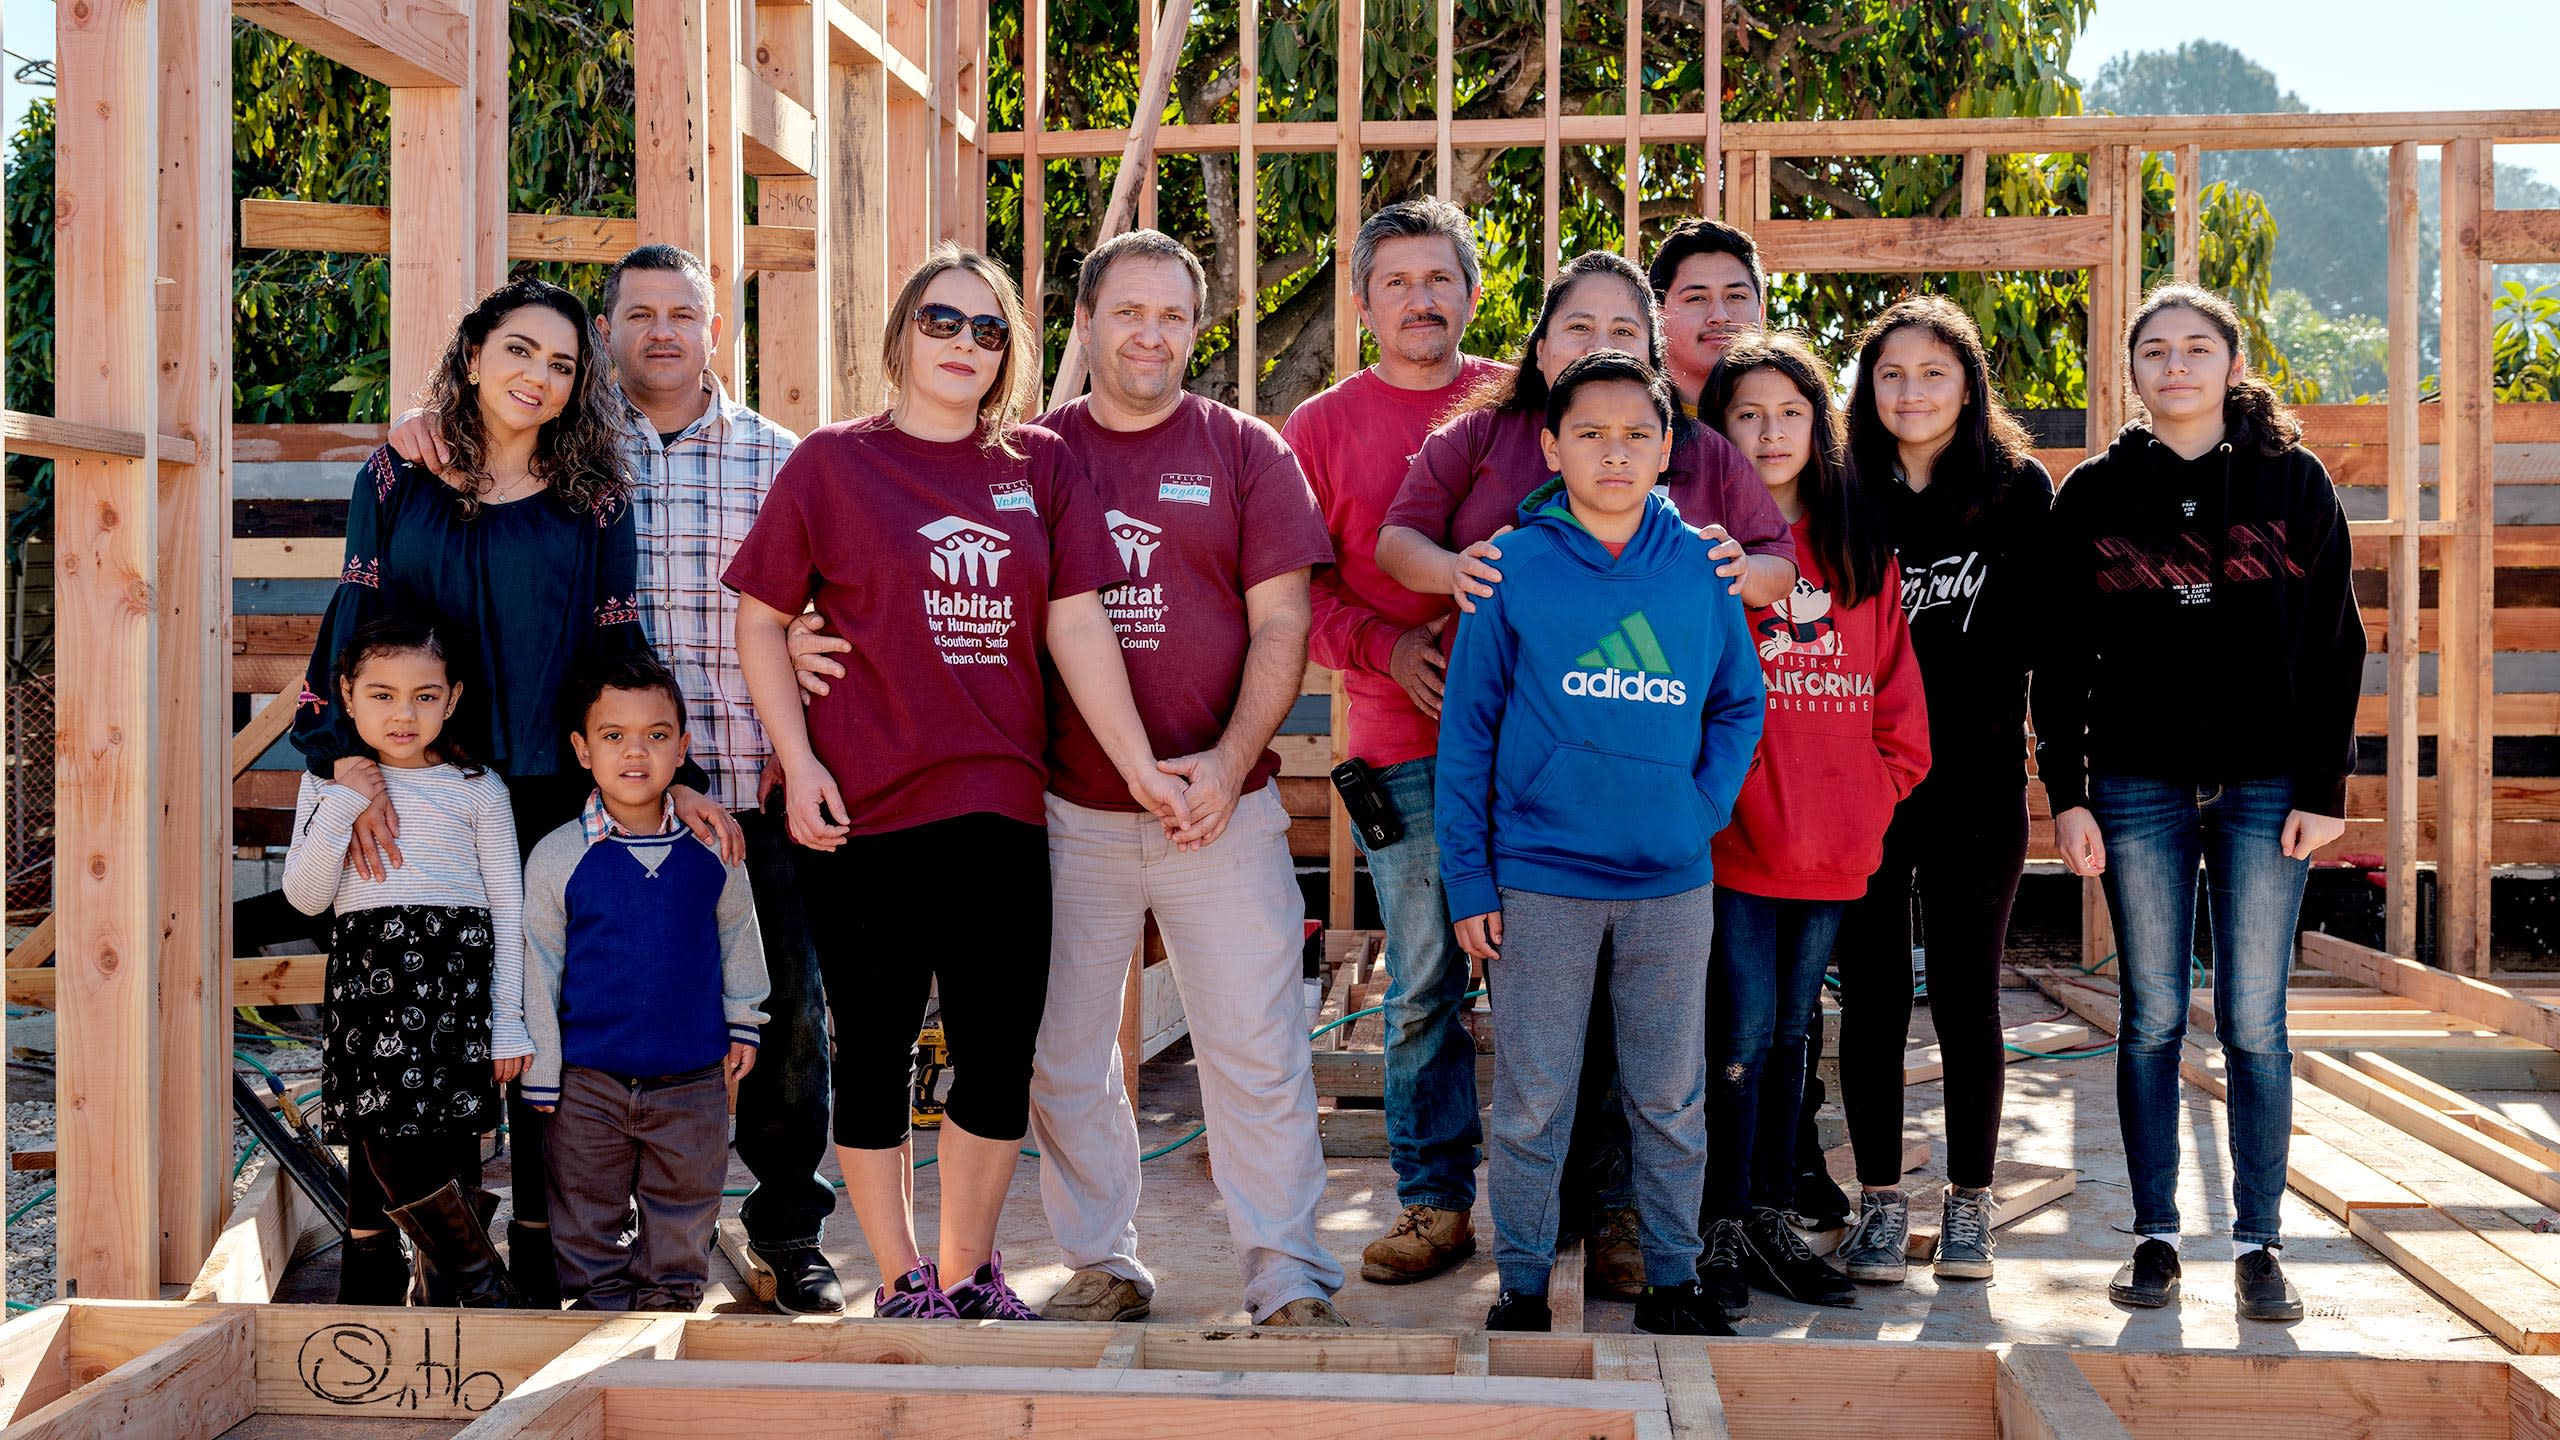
[{"x1": 591, "y1": 1062, "x2": 724, "y2": 1092}]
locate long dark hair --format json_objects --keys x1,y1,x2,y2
[
  {"x1": 1460, "y1": 252, "x2": 1675, "y2": 429},
  {"x1": 1701, "y1": 333, "x2": 1892, "y2": 609},
  {"x1": 2125, "y1": 282, "x2": 2302, "y2": 457},
  {"x1": 333, "y1": 615, "x2": 483, "y2": 776},
  {"x1": 1845, "y1": 295, "x2": 2038, "y2": 524},
  {"x1": 421, "y1": 278, "x2": 630, "y2": 519}
]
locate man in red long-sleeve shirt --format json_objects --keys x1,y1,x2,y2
[{"x1": 1283, "y1": 199, "x2": 1501, "y2": 1285}]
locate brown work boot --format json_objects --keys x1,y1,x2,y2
[
  {"x1": 1360, "y1": 1203, "x2": 1476, "y2": 1284},
  {"x1": 1039, "y1": 1267, "x2": 1151, "y2": 1322},
  {"x1": 1260, "y1": 1296, "x2": 1352, "y2": 1327},
  {"x1": 1587, "y1": 1206, "x2": 1645, "y2": 1301}
]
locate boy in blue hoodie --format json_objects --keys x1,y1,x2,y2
[{"x1": 1437, "y1": 350, "x2": 1764, "y2": 1336}]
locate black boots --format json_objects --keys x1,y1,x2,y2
[
  {"x1": 1633, "y1": 1278, "x2": 1737, "y2": 1336},
  {"x1": 1485, "y1": 1290, "x2": 1553, "y2": 1332},
  {"x1": 1740, "y1": 1206, "x2": 1858, "y2": 1308},
  {"x1": 336, "y1": 1229, "x2": 413, "y2": 1306},
  {"x1": 385, "y1": 1181, "x2": 520, "y2": 1308},
  {"x1": 751, "y1": 1238, "x2": 848, "y2": 1315},
  {"x1": 509, "y1": 1220, "x2": 562, "y2": 1309}
]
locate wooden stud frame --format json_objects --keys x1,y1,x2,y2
[{"x1": 5, "y1": 1301, "x2": 2559, "y2": 1439}]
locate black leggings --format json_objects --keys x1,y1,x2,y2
[
  {"x1": 800, "y1": 811, "x2": 1051, "y2": 1150},
  {"x1": 1835, "y1": 782, "x2": 2027, "y2": 1191}
]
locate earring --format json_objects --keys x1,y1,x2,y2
[{"x1": 467, "y1": 370, "x2": 480, "y2": 384}]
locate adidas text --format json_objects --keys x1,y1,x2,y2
[{"x1": 1560, "y1": 667, "x2": 1688, "y2": 705}]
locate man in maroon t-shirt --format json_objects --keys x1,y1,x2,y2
[
  {"x1": 1283, "y1": 198, "x2": 1498, "y2": 1289},
  {"x1": 1026, "y1": 231, "x2": 1348, "y2": 1328}
]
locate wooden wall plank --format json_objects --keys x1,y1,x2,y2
[
  {"x1": 239, "y1": 199, "x2": 817, "y2": 272},
  {"x1": 2171, "y1": 142, "x2": 2200, "y2": 283},
  {"x1": 388, "y1": 86, "x2": 472, "y2": 414},
  {"x1": 1992, "y1": 1347, "x2": 2132, "y2": 1440},
  {"x1": 1621, "y1": 0, "x2": 1641, "y2": 261},
  {"x1": 1539, "y1": 0, "x2": 1558, "y2": 281},
  {"x1": 153, "y1": 0, "x2": 235, "y2": 1285},
  {"x1": 1339, "y1": 0, "x2": 1368, "y2": 368},
  {"x1": 1019, "y1": 0, "x2": 1046, "y2": 403},
  {"x1": 637, "y1": 0, "x2": 716, "y2": 264},
  {"x1": 2298, "y1": 932, "x2": 2560, "y2": 1054},
  {"x1": 470, "y1": 0, "x2": 510, "y2": 296},
  {"x1": 2483, "y1": 208, "x2": 2560, "y2": 264},
  {"x1": 832, "y1": 0, "x2": 891, "y2": 416},
  {"x1": 883, "y1": 0, "x2": 931, "y2": 275},
  {"x1": 705, "y1": 0, "x2": 747, "y2": 389},
  {"x1": 1960, "y1": 147, "x2": 1986, "y2": 217},
  {"x1": 2439, "y1": 137, "x2": 2493, "y2": 975},
  {"x1": 52, "y1": 0, "x2": 162, "y2": 1302},
  {"x1": 2385, "y1": 141, "x2": 2422, "y2": 959},
  {"x1": 1238, "y1": 0, "x2": 1260, "y2": 411},
  {"x1": 755, "y1": 0, "x2": 831, "y2": 433}
]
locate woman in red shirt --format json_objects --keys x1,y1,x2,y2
[{"x1": 728, "y1": 246, "x2": 1181, "y2": 1322}]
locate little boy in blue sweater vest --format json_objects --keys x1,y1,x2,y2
[
  {"x1": 524, "y1": 654, "x2": 769, "y2": 1310},
  {"x1": 1436, "y1": 351, "x2": 1763, "y2": 1337}
]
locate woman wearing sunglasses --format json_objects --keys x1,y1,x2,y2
[{"x1": 727, "y1": 243, "x2": 1184, "y2": 1321}]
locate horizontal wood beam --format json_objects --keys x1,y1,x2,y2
[
  {"x1": 232, "y1": 694, "x2": 297, "y2": 779},
  {"x1": 238, "y1": 199, "x2": 817, "y2": 273},
  {"x1": 231, "y1": 0, "x2": 469, "y2": 87},
  {"x1": 982, "y1": 108, "x2": 2560, "y2": 160},
  {"x1": 2, "y1": 411, "x2": 199, "y2": 466},
  {"x1": 742, "y1": 70, "x2": 816, "y2": 177},
  {"x1": 1752, "y1": 216, "x2": 2110, "y2": 273},
  {"x1": 1994, "y1": 1346, "x2": 2132, "y2": 1440},
  {"x1": 10, "y1": 954, "x2": 327, "y2": 1010},
  {"x1": 2298, "y1": 932, "x2": 2560, "y2": 1053},
  {"x1": 3, "y1": 1310, "x2": 253, "y2": 1440},
  {"x1": 2483, "y1": 209, "x2": 2560, "y2": 264}
]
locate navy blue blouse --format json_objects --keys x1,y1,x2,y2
[{"x1": 292, "y1": 447, "x2": 646, "y2": 782}]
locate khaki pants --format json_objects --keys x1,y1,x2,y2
[{"x1": 1028, "y1": 787, "x2": 1343, "y2": 1320}]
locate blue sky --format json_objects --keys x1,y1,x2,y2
[{"x1": 3, "y1": 0, "x2": 2551, "y2": 185}]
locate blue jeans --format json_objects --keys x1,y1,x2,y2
[
  {"x1": 1704, "y1": 890, "x2": 1844, "y2": 1218},
  {"x1": 731, "y1": 803, "x2": 838, "y2": 1246},
  {"x1": 1360, "y1": 757, "x2": 1482, "y2": 1211},
  {"x1": 2091, "y1": 774, "x2": 2306, "y2": 1247}
]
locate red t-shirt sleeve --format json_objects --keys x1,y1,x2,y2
[
  {"x1": 1237, "y1": 418, "x2": 1336, "y2": 591},
  {"x1": 1036, "y1": 431, "x2": 1118, "y2": 600},
  {"x1": 721, "y1": 441, "x2": 820, "y2": 615},
  {"x1": 1381, "y1": 410, "x2": 1486, "y2": 546}
]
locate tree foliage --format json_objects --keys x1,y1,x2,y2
[{"x1": 988, "y1": 0, "x2": 2279, "y2": 412}]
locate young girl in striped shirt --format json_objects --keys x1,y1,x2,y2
[{"x1": 284, "y1": 615, "x2": 527, "y2": 1308}]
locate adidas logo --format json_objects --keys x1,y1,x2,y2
[{"x1": 1560, "y1": 612, "x2": 1687, "y2": 704}]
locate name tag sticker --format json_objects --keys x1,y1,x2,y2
[
  {"x1": 990, "y1": 481, "x2": 1038, "y2": 515},
  {"x1": 1158, "y1": 476, "x2": 1213, "y2": 506}
]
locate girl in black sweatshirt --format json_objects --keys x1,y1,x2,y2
[
  {"x1": 1829, "y1": 296, "x2": 2053, "y2": 1287},
  {"x1": 2035, "y1": 283, "x2": 2363, "y2": 1323}
]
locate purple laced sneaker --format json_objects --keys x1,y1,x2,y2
[
  {"x1": 945, "y1": 1249, "x2": 1045, "y2": 1321},
  {"x1": 873, "y1": 1260, "x2": 960, "y2": 1319}
]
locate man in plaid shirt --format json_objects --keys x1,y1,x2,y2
[{"x1": 391, "y1": 245, "x2": 844, "y2": 1315}]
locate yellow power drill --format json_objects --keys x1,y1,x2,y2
[{"x1": 911, "y1": 1024, "x2": 952, "y2": 1129}]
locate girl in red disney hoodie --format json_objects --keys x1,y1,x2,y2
[{"x1": 1693, "y1": 334, "x2": 1930, "y2": 1320}]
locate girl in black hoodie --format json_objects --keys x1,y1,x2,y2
[
  {"x1": 2034, "y1": 284, "x2": 2363, "y2": 1323},
  {"x1": 1829, "y1": 297, "x2": 2053, "y2": 1287}
]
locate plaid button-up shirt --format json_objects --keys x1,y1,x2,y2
[{"x1": 619, "y1": 379, "x2": 798, "y2": 813}]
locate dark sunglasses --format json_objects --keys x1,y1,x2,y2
[{"x1": 913, "y1": 302, "x2": 1011, "y2": 353}]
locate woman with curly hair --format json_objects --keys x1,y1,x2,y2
[{"x1": 292, "y1": 278, "x2": 714, "y2": 1307}]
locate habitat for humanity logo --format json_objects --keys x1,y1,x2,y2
[
  {"x1": 919, "y1": 516, "x2": 1012, "y2": 586},
  {"x1": 1560, "y1": 612, "x2": 1687, "y2": 704},
  {"x1": 1105, "y1": 509, "x2": 1163, "y2": 577}
]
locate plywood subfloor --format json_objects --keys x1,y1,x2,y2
[{"x1": 278, "y1": 993, "x2": 2500, "y2": 1356}]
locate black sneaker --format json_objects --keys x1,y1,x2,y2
[
  {"x1": 1741, "y1": 1207, "x2": 1856, "y2": 1308},
  {"x1": 1485, "y1": 1289, "x2": 1552, "y2": 1332},
  {"x1": 750, "y1": 1239, "x2": 847, "y2": 1316},
  {"x1": 2108, "y1": 1239, "x2": 2182, "y2": 1308},
  {"x1": 2235, "y1": 1248, "x2": 2303, "y2": 1321},
  {"x1": 1632, "y1": 1278, "x2": 1737, "y2": 1336},
  {"x1": 1700, "y1": 1216, "x2": 1749, "y2": 1321}
]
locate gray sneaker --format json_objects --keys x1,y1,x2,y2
[
  {"x1": 1934, "y1": 1185, "x2": 1997, "y2": 1280},
  {"x1": 1837, "y1": 1188, "x2": 1909, "y2": 1283}
]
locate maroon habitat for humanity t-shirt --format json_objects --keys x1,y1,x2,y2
[
  {"x1": 722, "y1": 414, "x2": 1115, "y2": 835},
  {"x1": 1037, "y1": 392, "x2": 1335, "y2": 812}
]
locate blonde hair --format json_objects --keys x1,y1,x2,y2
[{"x1": 881, "y1": 243, "x2": 1039, "y2": 455}]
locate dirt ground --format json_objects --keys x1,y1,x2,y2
[{"x1": 260, "y1": 987, "x2": 2499, "y2": 1357}]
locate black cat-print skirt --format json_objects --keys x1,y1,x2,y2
[{"x1": 320, "y1": 904, "x2": 500, "y2": 1143}]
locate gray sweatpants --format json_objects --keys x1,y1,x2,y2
[
  {"x1": 1488, "y1": 884, "x2": 1712, "y2": 1295},
  {"x1": 542, "y1": 1063, "x2": 730, "y2": 1311}
]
